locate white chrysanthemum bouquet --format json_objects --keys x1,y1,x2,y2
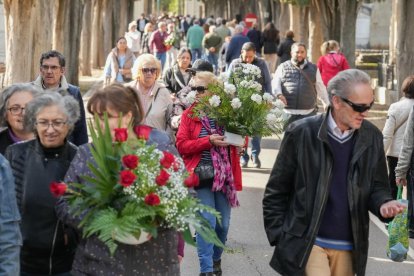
[{"x1": 191, "y1": 63, "x2": 285, "y2": 138}]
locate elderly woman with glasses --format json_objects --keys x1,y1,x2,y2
[
  {"x1": 127, "y1": 53, "x2": 173, "y2": 138},
  {"x1": 0, "y1": 84, "x2": 42, "y2": 154},
  {"x1": 176, "y1": 71, "x2": 242, "y2": 276},
  {"x1": 5, "y1": 92, "x2": 80, "y2": 276}
]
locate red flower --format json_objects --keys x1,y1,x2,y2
[
  {"x1": 119, "y1": 170, "x2": 137, "y2": 187},
  {"x1": 50, "y1": 181, "x2": 67, "y2": 197},
  {"x1": 114, "y1": 128, "x2": 128, "y2": 142},
  {"x1": 172, "y1": 162, "x2": 180, "y2": 172},
  {"x1": 133, "y1": 125, "x2": 152, "y2": 140},
  {"x1": 122, "y1": 154, "x2": 139, "y2": 169},
  {"x1": 156, "y1": 169, "x2": 170, "y2": 186},
  {"x1": 184, "y1": 172, "x2": 199, "y2": 188},
  {"x1": 160, "y1": 151, "x2": 175, "y2": 169},
  {"x1": 144, "y1": 193, "x2": 161, "y2": 206}
]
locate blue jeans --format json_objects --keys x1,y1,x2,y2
[
  {"x1": 196, "y1": 187, "x2": 231, "y2": 273},
  {"x1": 191, "y1": 48, "x2": 203, "y2": 63},
  {"x1": 156, "y1": 52, "x2": 166, "y2": 71},
  {"x1": 242, "y1": 135, "x2": 262, "y2": 162},
  {"x1": 206, "y1": 52, "x2": 219, "y2": 75}
]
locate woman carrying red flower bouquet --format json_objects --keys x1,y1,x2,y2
[
  {"x1": 56, "y1": 84, "x2": 181, "y2": 275},
  {"x1": 176, "y1": 71, "x2": 242, "y2": 276}
]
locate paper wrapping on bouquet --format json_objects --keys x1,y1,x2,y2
[
  {"x1": 386, "y1": 186, "x2": 409, "y2": 262},
  {"x1": 223, "y1": 131, "x2": 245, "y2": 147},
  {"x1": 113, "y1": 229, "x2": 150, "y2": 245}
]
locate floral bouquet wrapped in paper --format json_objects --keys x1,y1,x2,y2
[
  {"x1": 55, "y1": 116, "x2": 223, "y2": 255},
  {"x1": 190, "y1": 63, "x2": 285, "y2": 145},
  {"x1": 164, "y1": 33, "x2": 177, "y2": 50}
]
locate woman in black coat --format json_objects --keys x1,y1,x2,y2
[{"x1": 163, "y1": 48, "x2": 193, "y2": 95}]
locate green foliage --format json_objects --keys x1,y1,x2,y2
[{"x1": 65, "y1": 114, "x2": 225, "y2": 255}]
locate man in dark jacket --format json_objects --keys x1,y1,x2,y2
[
  {"x1": 277, "y1": 30, "x2": 295, "y2": 64},
  {"x1": 228, "y1": 42, "x2": 272, "y2": 168},
  {"x1": 263, "y1": 69, "x2": 405, "y2": 276},
  {"x1": 225, "y1": 24, "x2": 250, "y2": 70},
  {"x1": 32, "y1": 50, "x2": 88, "y2": 146}
]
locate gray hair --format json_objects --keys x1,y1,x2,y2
[
  {"x1": 235, "y1": 24, "x2": 244, "y2": 34},
  {"x1": 24, "y1": 92, "x2": 80, "y2": 133},
  {"x1": 216, "y1": 17, "x2": 223, "y2": 26},
  {"x1": 0, "y1": 83, "x2": 43, "y2": 127},
  {"x1": 328, "y1": 69, "x2": 371, "y2": 104}
]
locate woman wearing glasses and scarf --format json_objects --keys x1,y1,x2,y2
[
  {"x1": 126, "y1": 53, "x2": 173, "y2": 139},
  {"x1": 176, "y1": 71, "x2": 242, "y2": 276},
  {"x1": 0, "y1": 84, "x2": 42, "y2": 155},
  {"x1": 5, "y1": 92, "x2": 80, "y2": 275}
]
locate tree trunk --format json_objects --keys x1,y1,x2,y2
[
  {"x1": 277, "y1": 2, "x2": 290, "y2": 37},
  {"x1": 389, "y1": 0, "x2": 398, "y2": 66},
  {"x1": 308, "y1": 1, "x2": 323, "y2": 63},
  {"x1": 289, "y1": 4, "x2": 301, "y2": 40},
  {"x1": 396, "y1": 0, "x2": 414, "y2": 94},
  {"x1": 299, "y1": 6, "x2": 309, "y2": 46},
  {"x1": 30, "y1": 1, "x2": 54, "y2": 81},
  {"x1": 91, "y1": 0, "x2": 104, "y2": 68},
  {"x1": 319, "y1": 0, "x2": 340, "y2": 42},
  {"x1": 3, "y1": 0, "x2": 55, "y2": 85},
  {"x1": 102, "y1": 0, "x2": 114, "y2": 59},
  {"x1": 81, "y1": 0, "x2": 93, "y2": 76},
  {"x1": 339, "y1": 0, "x2": 359, "y2": 67}
]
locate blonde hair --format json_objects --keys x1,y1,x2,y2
[
  {"x1": 321, "y1": 40, "x2": 340, "y2": 56},
  {"x1": 192, "y1": 71, "x2": 221, "y2": 88},
  {"x1": 132, "y1": 54, "x2": 162, "y2": 80}
]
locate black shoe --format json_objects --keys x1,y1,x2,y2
[
  {"x1": 252, "y1": 156, "x2": 261, "y2": 168},
  {"x1": 213, "y1": 259, "x2": 222, "y2": 276},
  {"x1": 199, "y1": 273, "x2": 214, "y2": 276}
]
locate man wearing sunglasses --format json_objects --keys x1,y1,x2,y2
[
  {"x1": 263, "y1": 69, "x2": 405, "y2": 276},
  {"x1": 227, "y1": 42, "x2": 272, "y2": 168}
]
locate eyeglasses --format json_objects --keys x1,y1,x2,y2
[
  {"x1": 35, "y1": 120, "x2": 67, "y2": 130},
  {"x1": 191, "y1": 86, "x2": 207, "y2": 94},
  {"x1": 7, "y1": 106, "x2": 25, "y2": 115},
  {"x1": 340, "y1": 97, "x2": 374, "y2": 113},
  {"x1": 41, "y1": 65, "x2": 61, "y2": 71},
  {"x1": 141, "y1": 68, "x2": 157, "y2": 74}
]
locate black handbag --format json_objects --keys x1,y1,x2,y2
[{"x1": 194, "y1": 161, "x2": 215, "y2": 181}]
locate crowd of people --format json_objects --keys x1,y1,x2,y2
[{"x1": 0, "y1": 11, "x2": 412, "y2": 276}]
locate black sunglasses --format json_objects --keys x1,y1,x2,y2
[
  {"x1": 191, "y1": 86, "x2": 207, "y2": 93},
  {"x1": 340, "y1": 97, "x2": 373, "y2": 113},
  {"x1": 141, "y1": 68, "x2": 157, "y2": 74}
]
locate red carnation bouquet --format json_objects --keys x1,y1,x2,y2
[{"x1": 55, "y1": 116, "x2": 223, "y2": 254}]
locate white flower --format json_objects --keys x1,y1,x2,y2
[
  {"x1": 263, "y1": 93, "x2": 274, "y2": 103},
  {"x1": 218, "y1": 72, "x2": 229, "y2": 83},
  {"x1": 224, "y1": 83, "x2": 236, "y2": 96},
  {"x1": 240, "y1": 63, "x2": 261, "y2": 78},
  {"x1": 209, "y1": 95, "x2": 221, "y2": 107},
  {"x1": 272, "y1": 99, "x2": 285, "y2": 109},
  {"x1": 186, "y1": 90, "x2": 197, "y2": 104},
  {"x1": 251, "y1": 94, "x2": 262, "y2": 104},
  {"x1": 231, "y1": 98, "x2": 242, "y2": 109},
  {"x1": 266, "y1": 113, "x2": 278, "y2": 125}
]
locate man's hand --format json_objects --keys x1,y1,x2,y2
[
  {"x1": 209, "y1": 47, "x2": 216, "y2": 53},
  {"x1": 277, "y1": 95, "x2": 287, "y2": 106},
  {"x1": 396, "y1": 177, "x2": 407, "y2": 186},
  {"x1": 380, "y1": 200, "x2": 406, "y2": 218}
]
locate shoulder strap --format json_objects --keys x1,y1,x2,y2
[
  {"x1": 145, "y1": 87, "x2": 162, "y2": 118},
  {"x1": 173, "y1": 69, "x2": 187, "y2": 89},
  {"x1": 294, "y1": 64, "x2": 317, "y2": 97}
]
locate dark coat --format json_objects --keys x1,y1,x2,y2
[
  {"x1": 5, "y1": 139, "x2": 78, "y2": 274},
  {"x1": 163, "y1": 64, "x2": 192, "y2": 94},
  {"x1": 263, "y1": 111, "x2": 393, "y2": 276},
  {"x1": 225, "y1": 34, "x2": 250, "y2": 64},
  {"x1": 0, "y1": 128, "x2": 14, "y2": 155},
  {"x1": 67, "y1": 84, "x2": 88, "y2": 146},
  {"x1": 56, "y1": 127, "x2": 180, "y2": 275},
  {"x1": 277, "y1": 38, "x2": 295, "y2": 64}
]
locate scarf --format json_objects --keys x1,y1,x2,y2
[{"x1": 200, "y1": 116, "x2": 239, "y2": 207}]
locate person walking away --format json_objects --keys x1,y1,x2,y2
[
  {"x1": 186, "y1": 19, "x2": 205, "y2": 62},
  {"x1": 227, "y1": 42, "x2": 272, "y2": 168},
  {"x1": 277, "y1": 30, "x2": 295, "y2": 65},
  {"x1": 225, "y1": 25, "x2": 250, "y2": 70},
  {"x1": 202, "y1": 25, "x2": 222, "y2": 75},
  {"x1": 317, "y1": 40, "x2": 350, "y2": 86},
  {"x1": 262, "y1": 22, "x2": 280, "y2": 74},
  {"x1": 263, "y1": 69, "x2": 406, "y2": 276},
  {"x1": 246, "y1": 22, "x2": 263, "y2": 57},
  {"x1": 272, "y1": 42, "x2": 329, "y2": 129}
]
